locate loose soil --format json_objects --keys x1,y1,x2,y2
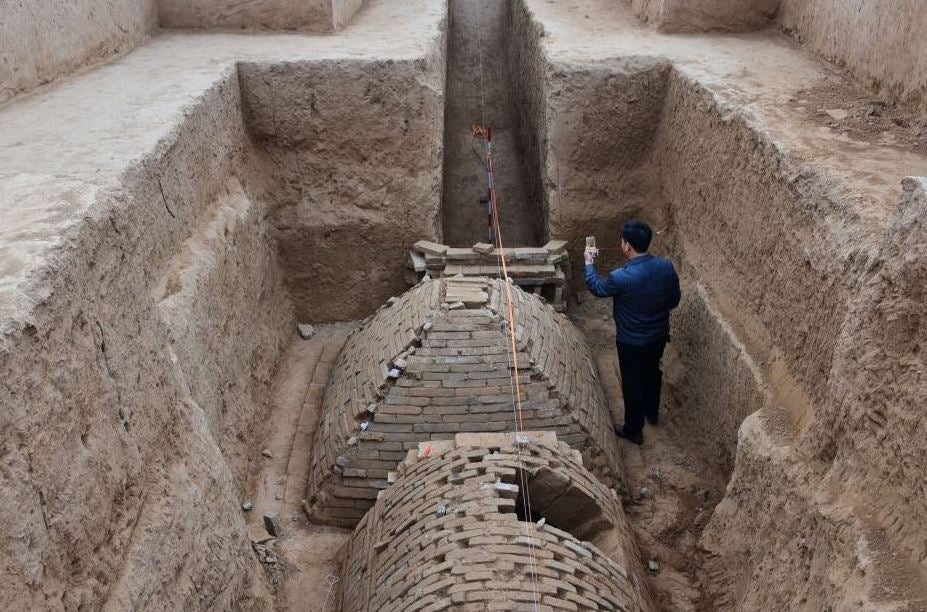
[{"x1": 790, "y1": 76, "x2": 927, "y2": 155}]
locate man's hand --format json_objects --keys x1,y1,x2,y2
[{"x1": 584, "y1": 247, "x2": 598, "y2": 265}]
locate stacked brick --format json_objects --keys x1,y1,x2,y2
[
  {"x1": 337, "y1": 432, "x2": 651, "y2": 612},
  {"x1": 502, "y1": 278, "x2": 623, "y2": 482},
  {"x1": 409, "y1": 240, "x2": 571, "y2": 311},
  {"x1": 307, "y1": 277, "x2": 622, "y2": 526},
  {"x1": 307, "y1": 281, "x2": 440, "y2": 524}
]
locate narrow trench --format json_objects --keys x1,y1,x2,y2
[
  {"x1": 441, "y1": 0, "x2": 543, "y2": 247},
  {"x1": 571, "y1": 297, "x2": 733, "y2": 611}
]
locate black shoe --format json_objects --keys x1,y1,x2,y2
[
  {"x1": 646, "y1": 412, "x2": 659, "y2": 426},
  {"x1": 613, "y1": 424, "x2": 643, "y2": 445}
]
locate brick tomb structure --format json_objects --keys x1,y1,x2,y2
[
  {"x1": 306, "y1": 277, "x2": 623, "y2": 526},
  {"x1": 336, "y1": 432, "x2": 652, "y2": 612}
]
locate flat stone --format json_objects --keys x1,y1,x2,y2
[
  {"x1": 472, "y1": 242, "x2": 495, "y2": 254},
  {"x1": 508, "y1": 248, "x2": 548, "y2": 262},
  {"x1": 493, "y1": 482, "x2": 520, "y2": 499},
  {"x1": 413, "y1": 240, "x2": 448, "y2": 256},
  {"x1": 543, "y1": 240, "x2": 569, "y2": 254},
  {"x1": 261, "y1": 448, "x2": 273, "y2": 459},
  {"x1": 445, "y1": 247, "x2": 480, "y2": 261},
  {"x1": 297, "y1": 323, "x2": 315, "y2": 339}
]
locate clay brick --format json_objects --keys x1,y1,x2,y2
[
  {"x1": 540, "y1": 596, "x2": 578, "y2": 610},
  {"x1": 414, "y1": 423, "x2": 460, "y2": 434},
  {"x1": 414, "y1": 240, "x2": 449, "y2": 256}
]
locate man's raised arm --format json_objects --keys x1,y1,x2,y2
[{"x1": 584, "y1": 249, "x2": 623, "y2": 297}]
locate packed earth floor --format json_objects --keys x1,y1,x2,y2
[{"x1": 1, "y1": 0, "x2": 926, "y2": 611}]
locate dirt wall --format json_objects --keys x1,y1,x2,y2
[
  {"x1": 544, "y1": 59, "x2": 670, "y2": 288},
  {"x1": 630, "y1": 0, "x2": 780, "y2": 33},
  {"x1": 0, "y1": 72, "x2": 288, "y2": 611},
  {"x1": 332, "y1": 0, "x2": 365, "y2": 30},
  {"x1": 508, "y1": 3, "x2": 672, "y2": 278},
  {"x1": 664, "y1": 282, "x2": 767, "y2": 471},
  {"x1": 652, "y1": 70, "x2": 870, "y2": 413},
  {"x1": 507, "y1": 0, "x2": 549, "y2": 242},
  {"x1": 779, "y1": 0, "x2": 927, "y2": 115},
  {"x1": 157, "y1": 0, "x2": 365, "y2": 32},
  {"x1": 239, "y1": 52, "x2": 446, "y2": 323},
  {"x1": 680, "y1": 121, "x2": 927, "y2": 611},
  {"x1": 0, "y1": 0, "x2": 157, "y2": 105},
  {"x1": 704, "y1": 177, "x2": 927, "y2": 610}
]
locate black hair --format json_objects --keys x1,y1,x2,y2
[{"x1": 622, "y1": 219, "x2": 653, "y2": 253}]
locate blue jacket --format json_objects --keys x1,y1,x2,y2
[{"x1": 584, "y1": 254, "x2": 681, "y2": 346}]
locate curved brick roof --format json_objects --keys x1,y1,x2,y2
[
  {"x1": 337, "y1": 432, "x2": 650, "y2": 611},
  {"x1": 307, "y1": 277, "x2": 622, "y2": 526}
]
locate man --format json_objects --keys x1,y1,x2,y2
[{"x1": 584, "y1": 219, "x2": 681, "y2": 445}]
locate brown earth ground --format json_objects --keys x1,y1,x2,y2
[{"x1": 243, "y1": 322, "x2": 358, "y2": 611}]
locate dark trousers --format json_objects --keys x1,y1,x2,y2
[{"x1": 616, "y1": 340, "x2": 666, "y2": 435}]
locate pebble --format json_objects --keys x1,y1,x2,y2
[
  {"x1": 261, "y1": 449, "x2": 273, "y2": 459},
  {"x1": 639, "y1": 487, "x2": 653, "y2": 500},
  {"x1": 242, "y1": 500, "x2": 253, "y2": 512},
  {"x1": 297, "y1": 323, "x2": 315, "y2": 340},
  {"x1": 648, "y1": 560, "x2": 660, "y2": 573}
]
